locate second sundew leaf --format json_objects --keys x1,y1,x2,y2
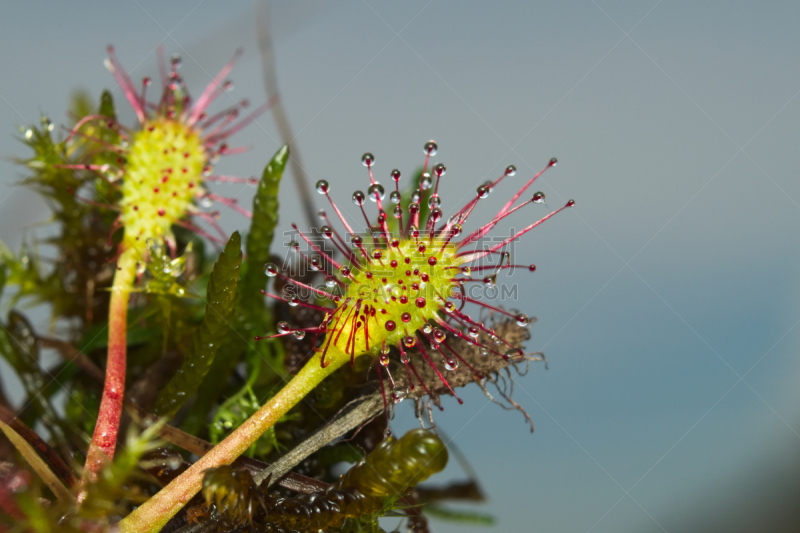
[{"x1": 154, "y1": 231, "x2": 243, "y2": 419}]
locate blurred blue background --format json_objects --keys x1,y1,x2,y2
[{"x1": 2, "y1": 2, "x2": 800, "y2": 531}]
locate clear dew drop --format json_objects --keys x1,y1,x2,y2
[
  {"x1": 389, "y1": 190, "x2": 402, "y2": 204},
  {"x1": 532, "y1": 191, "x2": 545, "y2": 204},
  {"x1": 515, "y1": 313, "x2": 529, "y2": 327},
  {"x1": 434, "y1": 163, "x2": 446, "y2": 177},
  {"x1": 421, "y1": 323, "x2": 433, "y2": 334},
  {"x1": 170, "y1": 54, "x2": 182, "y2": 68},
  {"x1": 476, "y1": 185, "x2": 490, "y2": 199},
  {"x1": 424, "y1": 140, "x2": 438, "y2": 156},
  {"x1": 391, "y1": 169, "x2": 401, "y2": 182},
  {"x1": 325, "y1": 275, "x2": 337, "y2": 287},
  {"x1": 381, "y1": 344, "x2": 391, "y2": 355},
  {"x1": 549, "y1": 157, "x2": 558, "y2": 167},
  {"x1": 277, "y1": 321, "x2": 290, "y2": 333},
  {"x1": 403, "y1": 335, "x2": 416, "y2": 348},
  {"x1": 199, "y1": 196, "x2": 213, "y2": 208},
  {"x1": 315, "y1": 180, "x2": 329, "y2": 194},
  {"x1": 24, "y1": 128, "x2": 32, "y2": 140},
  {"x1": 361, "y1": 152, "x2": 375, "y2": 167},
  {"x1": 467, "y1": 326, "x2": 480, "y2": 338},
  {"x1": 264, "y1": 263, "x2": 279, "y2": 277},
  {"x1": 393, "y1": 389, "x2": 408, "y2": 404},
  {"x1": 505, "y1": 164, "x2": 517, "y2": 176},
  {"x1": 429, "y1": 208, "x2": 442, "y2": 223},
  {"x1": 293, "y1": 330, "x2": 306, "y2": 340},
  {"x1": 288, "y1": 297, "x2": 300, "y2": 307},
  {"x1": 444, "y1": 358, "x2": 458, "y2": 371},
  {"x1": 480, "y1": 347, "x2": 489, "y2": 356},
  {"x1": 339, "y1": 266, "x2": 351, "y2": 277},
  {"x1": 317, "y1": 209, "x2": 327, "y2": 220},
  {"x1": 368, "y1": 183, "x2": 385, "y2": 201},
  {"x1": 428, "y1": 194, "x2": 441, "y2": 208},
  {"x1": 393, "y1": 205, "x2": 403, "y2": 218},
  {"x1": 352, "y1": 190, "x2": 366, "y2": 206},
  {"x1": 420, "y1": 173, "x2": 433, "y2": 190},
  {"x1": 320, "y1": 225, "x2": 332, "y2": 239}
]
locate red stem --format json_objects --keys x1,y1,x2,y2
[{"x1": 81, "y1": 247, "x2": 137, "y2": 489}]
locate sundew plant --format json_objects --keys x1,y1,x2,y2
[{"x1": 0, "y1": 44, "x2": 573, "y2": 533}]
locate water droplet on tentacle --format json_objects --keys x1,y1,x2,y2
[
  {"x1": 420, "y1": 173, "x2": 432, "y2": 190},
  {"x1": 368, "y1": 183, "x2": 385, "y2": 201},
  {"x1": 264, "y1": 263, "x2": 278, "y2": 277}
]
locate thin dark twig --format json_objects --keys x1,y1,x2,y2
[
  {"x1": 255, "y1": 391, "x2": 383, "y2": 487},
  {"x1": 255, "y1": 0, "x2": 316, "y2": 227}
]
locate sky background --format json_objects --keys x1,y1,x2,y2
[{"x1": 2, "y1": 2, "x2": 800, "y2": 532}]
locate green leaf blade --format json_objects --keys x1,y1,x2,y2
[{"x1": 154, "y1": 231, "x2": 242, "y2": 418}]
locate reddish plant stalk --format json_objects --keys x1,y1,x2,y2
[{"x1": 81, "y1": 247, "x2": 137, "y2": 488}]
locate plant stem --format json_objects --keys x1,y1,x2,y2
[
  {"x1": 118, "y1": 346, "x2": 352, "y2": 533},
  {"x1": 81, "y1": 246, "x2": 137, "y2": 487}
]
